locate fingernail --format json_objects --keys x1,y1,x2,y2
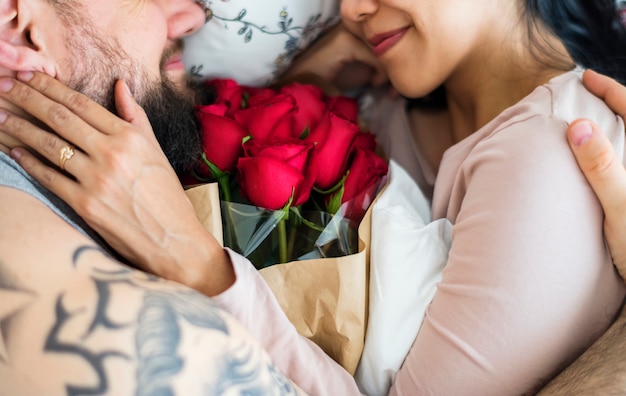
[
  {"x1": 10, "y1": 148, "x2": 23, "y2": 160},
  {"x1": 0, "y1": 78, "x2": 13, "y2": 93},
  {"x1": 124, "y1": 81, "x2": 133, "y2": 97},
  {"x1": 0, "y1": 110, "x2": 7, "y2": 124},
  {"x1": 570, "y1": 121, "x2": 593, "y2": 146},
  {"x1": 17, "y1": 71, "x2": 34, "y2": 82}
]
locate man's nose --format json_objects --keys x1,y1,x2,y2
[{"x1": 166, "y1": 0, "x2": 207, "y2": 39}]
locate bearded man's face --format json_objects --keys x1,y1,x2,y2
[
  {"x1": 0, "y1": 0, "x2": 210, "y2": 163},
  {"x1": 68, "y1": 24, "x2": 212, "y2": 175}
]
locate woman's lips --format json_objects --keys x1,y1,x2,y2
[{"x1": 368, "y1": 27, "x2": 409, "y2": 57}]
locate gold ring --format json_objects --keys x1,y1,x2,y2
[{"x1": 59, "y1": 145, "x2": 75, "y2": 171}]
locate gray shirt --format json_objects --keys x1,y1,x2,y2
[{"x1": 0, "y1": 151, "x2": 98, "y2": 242}]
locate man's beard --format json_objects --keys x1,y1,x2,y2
[
  {"x1": 102, "y1": 78, "x2": 212, "y2": 176},
  {"x1": 75, "y1": 73, "x2": 213, "y2": 176},
  {"x1": 136, "y1": 79, "x2": 211, "y2": 176},
  {"x1": 64, "y1": 30, "x2": 213, "y2": 176}
]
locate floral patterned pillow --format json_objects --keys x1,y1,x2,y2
[{"x1": 183, "y1": 0, "x2": 340, "y2": 87}]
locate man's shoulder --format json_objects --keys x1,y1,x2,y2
[{"x1": 0, "y1": 152, "x2": 100, "y2": 241}]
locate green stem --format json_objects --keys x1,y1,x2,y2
[
  {"x1": 217, "y1": 175, "x2": 231, "y2": 202},
  {"x1": 201, "y1": 153, "x2": 232, "y2": 202},
  {"x1": 277, "y1": 217, "x2": 288, "y2": 264},
  {"x1": 287, "y1": 221, "x2": 297, "y2": 262}
]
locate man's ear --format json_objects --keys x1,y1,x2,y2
[{"x1": 0, "y1": 0, "x2": 56, "y2": 77}]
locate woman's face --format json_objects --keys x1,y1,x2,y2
[{"x1": 341, "y1": 0, "x2": 508, "y2": 98}]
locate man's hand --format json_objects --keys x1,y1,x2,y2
[
  {"x1": 281, "y1": 23, "x2": 387, "y2": 92},
  {"x1": 567, "y1": 70, "x2": 626, "y2": 279},
  {"x1": 0, "y1": 71, "x2": 233, "y2": 296}
]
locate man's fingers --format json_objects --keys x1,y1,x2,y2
[
  {"x1": 582, "y1": 70, "x2": 626, "y2": 118},
  {"x1": 567, "y1": 119, "x2": 626, "y2": 217}
]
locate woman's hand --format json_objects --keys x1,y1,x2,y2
[
  {"x1": 567, "y1": 70, "x2": 626, "y2": 279},
  {"x1": 0, "y1": 71, "x2": 233, "y2": 295}
]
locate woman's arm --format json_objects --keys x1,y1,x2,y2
[{"x1": 391, "y1": 84, "x2": 625, "y2": 394}]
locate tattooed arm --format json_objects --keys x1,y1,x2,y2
[{"x1": 0, "y1": 186, "x2": 305, "y2": 396}]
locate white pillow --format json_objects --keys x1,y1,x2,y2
[
  {"x1": 183, "y1": 0, "x2": 340, "y2": 87},
  {"x1": 355, "y1": 161, "x2": 451, "y2": 396}
]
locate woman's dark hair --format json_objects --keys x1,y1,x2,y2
[{"x1": 527, "y1": 0, "x2": 626, "y2": 84}]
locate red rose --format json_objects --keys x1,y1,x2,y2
[
  {"x1": 234, "y1": 93, "x2": 296, "y2": 141},
  {"x1": 280, "y1": 83, "x2": 327, "y2": 136},
  {"x1": 327, "y1": 95, "x2": 359, "y2": 123},
  {"x1": 195, "y1": 104, "x2": 249, "y2": 174},
  {"x1": 243, "y1": 138, "x2": 311, "y2": 172},
  {"x1": 306, "y1": 112, "x2": 360, "y2": 190},
  {"x1": 206, "y1": 78, "x2": 244, "y2": 116},
  {"x1": 334, "y1": 147, "x2": 388, "y2": 221},
  {"x1": 241, "y1": 86, "x2": 277, "y2": 103},
  {"x1": 351, "y1": 131, "x2": 378, "y2": 152},
  {"x1": 237, "y1": 139, "x2": 314, "y2": 210}
]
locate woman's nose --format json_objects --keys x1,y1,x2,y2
[
  {"x1": 341, "y1": 0, "x2": 379, "y2": 23},
  {"x1": 165, "y1": 0, "x2": 207, "y2": 40}
]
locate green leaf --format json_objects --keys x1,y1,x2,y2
[
  {"x1": 326, "y1": 185, "x2": 344, "y2": 215},
  {"x1": 299, "y1": 126, "x2": 310, "y2": 140},
  {"x1": 201, "y1": 153, "x2": 233, "y2": 201},
  {"x1": 314, "y1": 171, "x2": 349, "y2": 195},
  {"x1": 280, "y1": 188, "x2": 295, "y2": 212},
  {"x1": 241, "y1": 92, "x2": 250, "y2": 108},
  {"x1": 201, "y1": 153, "x2": 226, "y2": 178},
  {"x1": 289, "y1": 206, "x2": 303, "y2": 226}
]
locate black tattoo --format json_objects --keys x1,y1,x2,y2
[
  {"x1": 45, "y1": 296, "x2": 129, "y2": 396},
  {"x1": 42, "y1": 245, "x2": 298, "y2": 395},
  {"x1": 43, "y1": 245, "x2": 134, "y2": 395}
]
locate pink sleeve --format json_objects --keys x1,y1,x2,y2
[
  {"x1": 213, "y1": 249, "x2": 362, "y2": 396},
  {"x1": 391, "y1": 115, "x2": 626, "y2": 395}
]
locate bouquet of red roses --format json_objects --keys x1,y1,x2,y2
[{"x1": 185, "y1": 78, "x2": 388, "y2": 269}]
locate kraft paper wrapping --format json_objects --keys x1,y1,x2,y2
[
  {"x1": 185, "y1": 183, "x2": 223, "y2": 246},
  {"x1": 185, "y1": 182, "x2": 373, "y2": 374}
]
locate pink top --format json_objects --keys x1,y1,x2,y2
[{"x1": 214, "y1": 71, "x2": 626, "y2": 395}]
